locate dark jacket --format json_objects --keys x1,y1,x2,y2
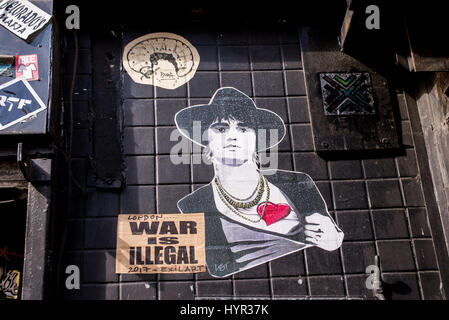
[{"x1": 177, "y1": 169, "x2": 328, "y2": 277}]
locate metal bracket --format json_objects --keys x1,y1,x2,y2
[
  {"x1": 17, "y1": 142, "x2": 30, "y2": 181},
  {"x1": 16, "y1": 142, "x2": 53, "y2": 183}
]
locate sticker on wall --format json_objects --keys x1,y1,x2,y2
[
  {"x1": 319, "y1": 72, "x2": 375, "y2": 115},
  {"x1": 175, "y1": 87, "x2": 344, "y2": 278},
  {"x1": 15, "y1": 54, "x2": 38, "y2": 81},
  {"x1": 123, "y1": 32, "x2": 200, "y2": 90},
  {"x1": 0, "y1": 63, "x2": 14, "y2": 77},
  {"x1": 0, "y1": 0, "x2": 52, "y2": 42},
  {"x1": 116, "y1": 213, "x2": 206, "y2": 274},
  {"x1": 0, "y1": 269, "x2": 20, "y2": 299},
  {"x1": 0, "y1": 55, "x2": 15, "y2": 77},
  {"x1": 0, "y1": 77, "x2": 46, "y2": 131}
]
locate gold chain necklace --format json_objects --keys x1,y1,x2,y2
[
  {"x1": 213, "y1": 175, "x2": 270, "y2": 223},
  {"x1": 214, "y1": 174, "x2": 262, "y2": 201},
  {"x1": 214, "y1": 174, "x2": 264, "y2": 209}
]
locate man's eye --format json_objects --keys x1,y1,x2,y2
[
  {"x1": 216, "y1": 127, "x2": 226, "y2": 133},
  {"x1": 238, "y1": 127, "x2": 248, "y2": 132}
]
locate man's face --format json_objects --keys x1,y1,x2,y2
[{"x1": 206, "y1": 118, "x2": 256, "y2": 166}]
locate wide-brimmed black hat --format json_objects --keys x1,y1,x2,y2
[{"x1": 175, "y1": 87, "x2": 285, "y2": 151}]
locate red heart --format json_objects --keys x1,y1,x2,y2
[{"x1": 257, "y1": 202, "x2": 291, "y2": 226}]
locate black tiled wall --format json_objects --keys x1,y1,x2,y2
[{"x1": 60, "y1": 27, "x2": 444, "y2": 300}]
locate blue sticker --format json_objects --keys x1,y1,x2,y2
[
  {"x1": 0, "y1": 63, "x2": 14, "y2": 77},
  {"x1": 0, "y1": 78, "x2": 46, "y2": 131}
]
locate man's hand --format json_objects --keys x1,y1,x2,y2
[{"x1": 305, "y1": 213, "x2": 344, "y2": 251}]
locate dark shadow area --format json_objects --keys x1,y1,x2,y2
[
  {"x1": 317, "y1": 147, "x2": 407, "y2": 162},
  {"x1": 57, "y1": 0, "x2": 347, "y2": 30},
  {"x1": 382, "y1": 280, "x2": 412, "y2": 300},
  {"x1": 0, "y1": 187, "x2": 28, "y2": 300}
]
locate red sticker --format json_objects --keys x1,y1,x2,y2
[{"x1": 15, "y1": 54, "x2": 39, "y2": 81}]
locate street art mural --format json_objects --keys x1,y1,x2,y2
[
  {"x1": 123, "y1": 32, "x2": 200, "y2": 89},
  {"x1": 175, "y1": 87, "x2": 344, "y2": 277}
]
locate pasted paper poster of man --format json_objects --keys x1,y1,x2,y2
[{"x1": 175, "y1": 87, "x2": 344, "y2": 278}]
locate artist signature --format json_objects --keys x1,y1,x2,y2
[
  {"x1": 160, "y1": 71, "x2": 175, "y2": 79},
  {"x1": 214, "y1": 263, "x2": 228, "y2": 272}
]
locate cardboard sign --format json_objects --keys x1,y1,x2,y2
[
  {"x1": 0, "y1": 0, "x2": 51, "y2": 41},
  {"x1": 116, "y1": 213, "x2": 206, "y2": 274},
  {"x1": 0, "y1": 77, "x2": 46, "y2": 130},
  {"x1": 123, "y1": 32, "x2": 200, "y2": 90},
  {"x1": 15, "y1": 54, "x2": 38, "y2": 81}
]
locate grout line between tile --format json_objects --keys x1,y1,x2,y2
[
  {"x1": 360, "y1": 158, "x2": 378, "y2": 299},
  {"x1": 328, "y1": 160, "x2": 348, "y2": 298},
  {"x1": 395, "y1": 152, "x2": 423, "y2": 299}
]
